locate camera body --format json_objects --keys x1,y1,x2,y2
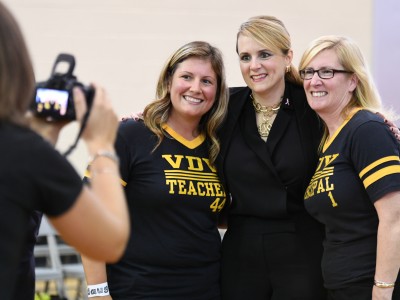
[{"x1": 32, "y1": 53, "x2": 94, "y2": 121}]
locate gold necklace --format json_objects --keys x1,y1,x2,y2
[{"x1": 251, "y1": 94, "x2": 282, "y2": 138}]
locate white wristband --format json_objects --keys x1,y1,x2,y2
[{"x1": 87, "y1": 282, "x2": 110, "y2": 297}]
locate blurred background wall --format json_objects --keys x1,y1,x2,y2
[
  {"x1": 373, "y1": 0, "x2": 400, "y2": 113},
  {"x1": 2, "y1": 0, "x2": 398, "y2": 174}
]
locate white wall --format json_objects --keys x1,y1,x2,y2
[
  {"x1": 373, "y1": 0, "x2": 400, "y2": 116},
  {"x1": 3, "y1": 0, "x2": 374, "y2": 174}
]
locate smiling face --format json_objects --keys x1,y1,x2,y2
[
  {"x1": 168, "y1": 57, "x2": 217, "y2": 125},
  {"x1": 303, "y1": 49, "x2": 357, "y2": 119},
  {"x1": 237, "y1": 34, "x2": 291, "y2": 100}
]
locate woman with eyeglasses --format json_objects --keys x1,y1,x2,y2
[
  {"x1": 217, "y1": 16, "x2": 327, "y2": 300},
  {"x1": 299, "y1": 35, "x2": 400, "y2": 300}
]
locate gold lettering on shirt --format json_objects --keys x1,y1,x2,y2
[
  {"x1": 304, "y1": 154, "x2": 338, "y2": 207},
  {"x1": 162, "y1": 154, "x2": 226, "y2": 212}
]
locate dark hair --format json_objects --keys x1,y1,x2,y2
[{"x1": 0, "y1": 2, "x2": 35, "y2": 125}]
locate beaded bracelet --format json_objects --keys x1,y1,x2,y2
[
  {"x1": 374, "y1": 279, "x2": 396, "y2": 288},
  {"x1": 88, "y1": 150, "x2": 119, "y2": 166}
]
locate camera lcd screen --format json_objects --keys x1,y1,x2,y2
[{"x1": 35, "y1": 88, "x2": 69, "y2": 117}]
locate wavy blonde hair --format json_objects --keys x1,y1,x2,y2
[{"x1": 143, "y1": 41, "x2": 229, "y2": 166}]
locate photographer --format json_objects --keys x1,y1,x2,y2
[{"x1": 0, "y1": 2, "x2": 129, "y2": 300}]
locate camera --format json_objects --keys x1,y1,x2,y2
[{"x1": 31, "y1": 53, "x2": 94, "y2": 121}]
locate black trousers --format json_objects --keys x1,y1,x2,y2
[
  {"x1": 221, "y1": 215, "x2": 326, "y2": 300},
  {"x1": 327, "y1": 279, "x2": 400, "y2": 300}
]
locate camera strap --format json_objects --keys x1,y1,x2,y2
[{"x1": 62, "y1": 109, "x2": 90, "y2": 157}]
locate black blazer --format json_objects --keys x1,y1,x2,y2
[{"x1": 217, "y1": 82, "x2": 322, "y2": 219}]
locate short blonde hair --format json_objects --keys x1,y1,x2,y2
[{"x1": 237, "y1": 16, "x2": 302, "y2": 85}]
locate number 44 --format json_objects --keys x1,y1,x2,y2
[{"x1": 210, "y1": 198, "x2": 226, "y2": 212}]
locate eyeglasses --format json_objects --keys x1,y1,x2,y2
[{"x1": 299, "y1": 68, "x2": 353, "y2": 80}]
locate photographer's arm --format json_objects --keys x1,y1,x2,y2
[
  {"x1": 49, "y1": 85, "x2": 130, "y2": 262},
  {"x1": 81, "y1": 256, "x2": 112, "y2": 299}
]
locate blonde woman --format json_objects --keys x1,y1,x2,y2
[
  {"x1": 82, "y1": 41, "x2": 229, "y2": 299},
  {"x1": 300, "y1": 35, "x2": 400, "y2": 300},
  {"x1": 217, "y1": 16, "x2": 326, "y2": 300}
]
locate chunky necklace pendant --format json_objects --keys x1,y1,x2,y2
[
  {"x1": 251, "y1": 93, "x2": 282, "y2": 138},
  {"x1": 258, "y1": 121, "x2": 272, "y2": 137}
]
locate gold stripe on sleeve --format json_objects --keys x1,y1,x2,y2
[
  {"x1": 359, "y1": 156, "x2": 400, "y2": 178},
  {"x1": 363, "y1": 165, "x2": 400, "y2": 188}
]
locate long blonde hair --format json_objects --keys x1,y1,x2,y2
[
  {"x1": 143, "y1": 41, "x2": 229, "y2": 166},
  {"x1": 299, "y1": 35, "x2": 385, "y2": 148}
]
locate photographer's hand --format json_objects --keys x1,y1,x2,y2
[
  {"x1": 73, "y1": 83, "x2": 118, "y2": 154},
  {"x1": 26, "y1": 111, "x2": 69, "y2": 146}
]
